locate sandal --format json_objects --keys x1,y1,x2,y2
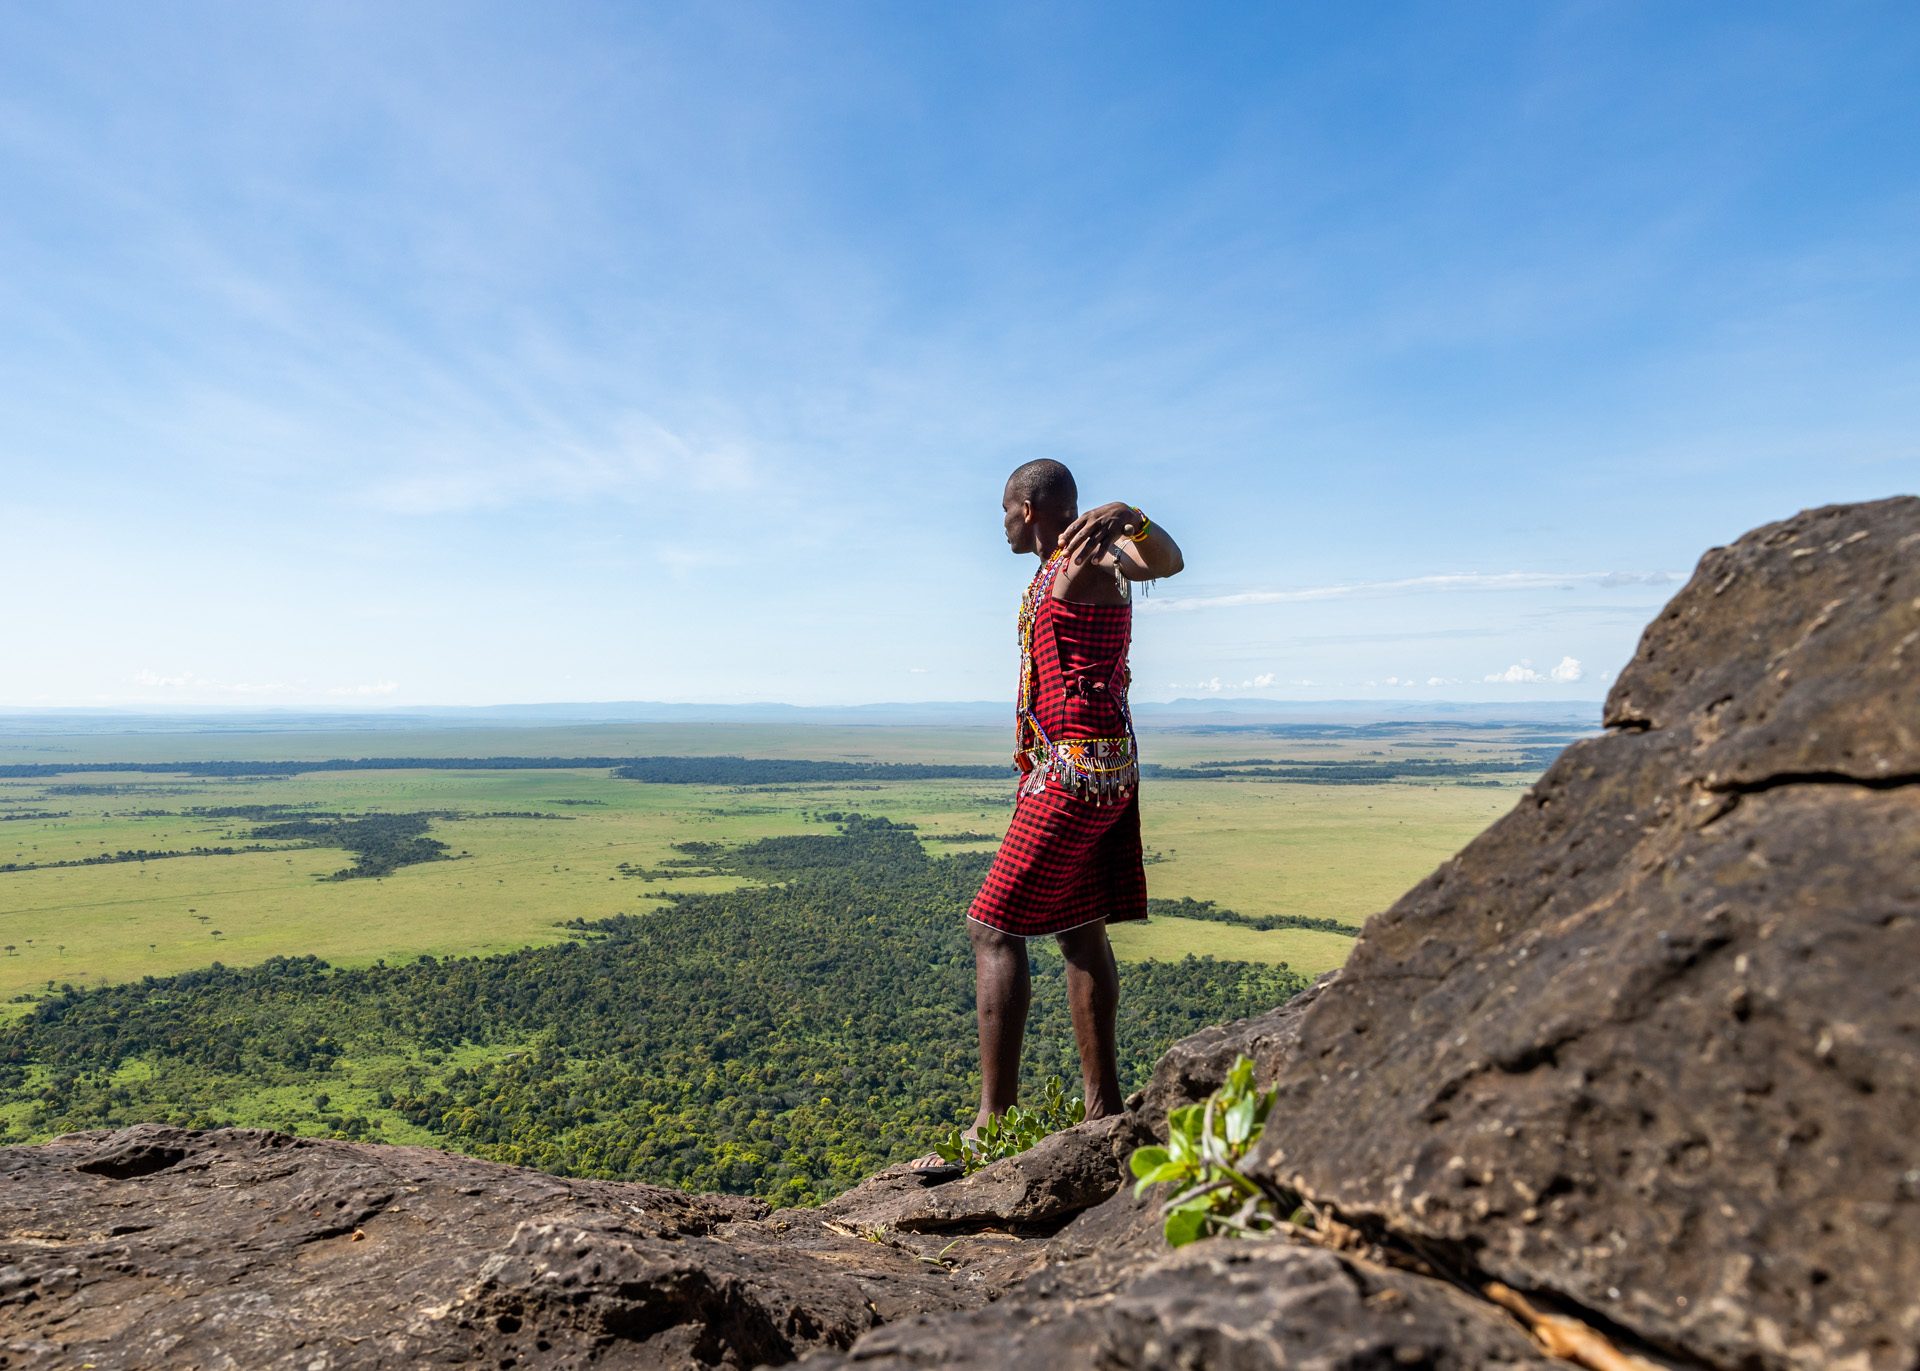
[
  {"x1": 906, "y1": 1133, "x2": 983, "y2": 1181},
  {"x1": 906, "y1": 1153, "x2": 964, "y2": 1180}
]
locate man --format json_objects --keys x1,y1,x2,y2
[{"x1": 916, "y1": 459, "x2": 1184, "y2": 1170}]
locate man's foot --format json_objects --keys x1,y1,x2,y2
[{"x1": 907, "y1": 1130, "x2": 981, "y2": 1177}]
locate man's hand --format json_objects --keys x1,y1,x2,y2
[
  {"x1": 1057, "y1": 502, "x2": 1185, "y2": 583},
  {"x1": 1058, "y1": 502, "x2": 1146, "y2": 566}
]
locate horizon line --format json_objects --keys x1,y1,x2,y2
[{"x1": 0, "y1": 695, "x2": 1606, "y2": 716}]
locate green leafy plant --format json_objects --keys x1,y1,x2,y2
[
  {"x1": 1128, "y1": 1054, "x2": 1293, "y2": 1246},
  {"x1": 932, "y1": 1077, "x2": 1085, "y2": 1174}
]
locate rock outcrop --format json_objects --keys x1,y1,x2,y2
[
  {"x1": 1237, "y1": 496, "x2": 1920, "y2": 1371},
  {"x1": 2, "y1": 497, "x2": 1914, "y2": 1370}
]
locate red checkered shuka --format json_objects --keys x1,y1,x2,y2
[{"x1": 968, "y1": 555, "x2": 1148, "y2": 938}]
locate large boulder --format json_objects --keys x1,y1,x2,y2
[
  {"x1": 1243, "y1": 496, "x2": 1920, "y2": 1371},
  {"x1": 1602, "y1": 496, "x2": 1920, "y2": 783}
]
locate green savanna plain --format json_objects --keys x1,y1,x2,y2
[{"x1": 0, "y1": 721, "x2": 1558, "y2": 1014}]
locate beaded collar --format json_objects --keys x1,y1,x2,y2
[{"x1": 1015, "y1": 550, "x2": 1069, "y2": 721}]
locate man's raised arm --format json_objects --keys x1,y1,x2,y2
[{"x1": 1057, "y1": 502, "x2": 1185, "y2": 581}]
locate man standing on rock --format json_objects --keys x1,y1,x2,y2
[{"x1": 917, "y1": 460, "x2": 1184, "y2": 1170}]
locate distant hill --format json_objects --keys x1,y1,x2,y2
[{"x1": 0, "y1": 697, "x2": 1603, "y2": 734}]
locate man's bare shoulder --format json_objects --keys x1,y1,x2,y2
[{"x1": 1049, "y1": 555, "x2": 1131, "y2": 605}]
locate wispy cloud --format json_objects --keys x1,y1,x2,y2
[
  {"x1": 1147, "y1": 572, "x2": 1681, "y2": 614},
  {"x1": 358, "y1": 419, "x2": 761, "y2": 515},
  {"x1": 129, "y1": 671, "x2": 397, "y2": 700},
  {"x1": 1164, "y1": 672, "x2": 1308, "y2": 693},
  {"x1": 326, "y1": 681, "x2": 400, "y2": 697},
  {"x1": 4, "y1": 7, "x2": 1907, "y2": 710}
]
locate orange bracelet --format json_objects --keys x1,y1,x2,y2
[{"x1": 1125, "y1": 507, "x2": 1151, "y2": 542}]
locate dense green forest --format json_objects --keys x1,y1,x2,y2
[
  {"x1": 0, "y1": 816, "x2": 1307, "y2": 1205},
  {"x1": 0, "y1": 842, "x2": 271, "y2": 873},
  {"x1": 0, "y1": 808, "x2": 455, "y2": 878},
  {"x1": 246, "y1": 812, "x2": 451, "y2": 880}
]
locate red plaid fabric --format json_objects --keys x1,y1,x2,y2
[
  {"x1": 968, "y1": 785, "x2": 1147, "y2": 937},
  {"x1": 1028, "y1": 595, "x2": 1133, "y2": 742},
  {"x1": 970, "y1": 580, "x2": 1149, "y2": 938}
]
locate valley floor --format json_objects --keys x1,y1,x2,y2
[{"x1": 0, "y1": 720, "x2": 1557, "y2": 1009}]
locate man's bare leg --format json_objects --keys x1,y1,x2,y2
[
  {"x1": 1055, "y1": 920, "x2": 1125, "y2": 1118},
  {"x1": 911, "y1": 919, "x2": 1030, "y2": 1171},
  {"x1": 969, "y1": 917, "x2": 1031, "y2": 1128}
]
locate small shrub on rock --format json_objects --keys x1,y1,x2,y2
[
  {"x1": 932, "y1": 1078, "x2": 1084, "y2": 1174},
  {"x1": 1129, "y1": 1054, "x2": 1297, "y2": 1245}
]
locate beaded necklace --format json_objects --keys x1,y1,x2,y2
[
  {"x1": 1011, "y1": 550, "x2": 1139, "y2": 804},
  {"x1": 1015, "y1": 550, "x2": 1068, "y2": 734}
]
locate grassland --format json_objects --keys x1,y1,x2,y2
[{"x1": 0, "y1": 720, "x2": 1558, "y2": 1012}]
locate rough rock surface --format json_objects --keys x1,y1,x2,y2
[
  {"x1": 1136, "y1": 970, "x2": 1334, "y2": 1134},
  {"x1": 0, "y1": 1124, "x2": 994, "y2": 1369},
  {"x1": 819, "y1": 1114, "x2": 1144, "y2": 1236},
  {"x1": 3, "y1": 497, "x2": 1914, "y2": 1371},
  {"x1": 1240, "y1": 496, "x2": 1920, "y2": 1371},
  {"x1": 800, "y1": 1240, "x2": 1556, "y2": 1370},
  {"x1": 1602, "y1": 496, "x2": 1920, "y2": 783}
]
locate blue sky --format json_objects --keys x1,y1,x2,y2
[{"x1": 3, "y1": 2, "x2": 1915, "y2": 709}]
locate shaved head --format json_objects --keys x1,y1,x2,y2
[{"x1": 1004, "y1": 459, "x2": 1078, "y2": 518}]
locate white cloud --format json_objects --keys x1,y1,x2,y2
[
  {"x1": 326, "y1": 681, "x2": 401, "y2": 697},
  {"x1": 1252, "y1": 672, "x2": 1275, "y2": 688},
  {"x1": 1146, "y1": 570, "x2": 1682, "y2": 614},
  {"x1": 1483, "y1": 655, "x2": 1584, "y2": 685},
  {"x1": 1426, "y1": 675, "x2": 1459, "y2": 686},
  {"x1": 908, "y1": 666, "x2": 929, "y2": 674}
]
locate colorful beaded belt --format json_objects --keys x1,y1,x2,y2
[{"x1": 1016, "y1": 735, "x2": 1138, "y2": 803}]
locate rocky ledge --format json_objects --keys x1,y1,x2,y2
[{"x1": 3, "y1": 497, "x2": 1915, "y2": 1370}]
